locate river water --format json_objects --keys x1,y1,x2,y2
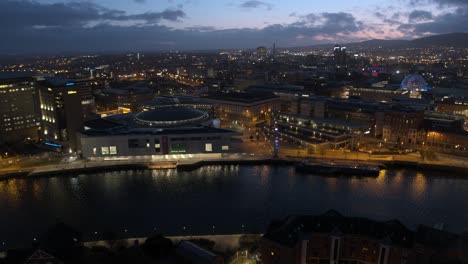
[{"x1": 0, "y1": 165, "x2": 467, "y2": 247}]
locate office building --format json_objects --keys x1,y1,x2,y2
[
  {"x1": 0, "y1": 72, "x2": 41, "y2": 144},
  {"x1": 199, "y1": 92, "x2": 280, "y2": 126},
  {"x1": 277, "y1": 113, "x2": 370, "y2": 150},
  {"x1": 38, "y1": 78, "x2": 96, "y2": 151},
  {"x1": 334, "y1": 45, "x2": 347, "y2": 69},
  {"x1": 256, "y1": 46, "x2": 268, "y2": 58}
]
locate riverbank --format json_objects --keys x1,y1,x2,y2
[
  {"x1": 0, "y1": 153, "x2": 467, "y2": 181},
  {"x1": 83, "y1": 233, "x2": 259, "y2": 253}
]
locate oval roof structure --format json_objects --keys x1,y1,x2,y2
[{"x1": 134, "y1": 106, "x2": 209, "y2": 126}]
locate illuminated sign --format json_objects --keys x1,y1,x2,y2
[
  {"x1": 65, "y1": 82, "x2": 75, "y2": 86},
  {"x1": 67, "y1": 90, "x2": 77, "y2": 94},
  {"x1": 45, "y1": 142, "x2": 62, "y2": 148}
]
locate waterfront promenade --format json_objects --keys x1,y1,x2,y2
[{"x1": 0, "y1": 150, "x2": 467, "y2": 180}]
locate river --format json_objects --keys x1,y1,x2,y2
[{"x1": 0, "y1": 165, "x2": 467, "y2": 248}]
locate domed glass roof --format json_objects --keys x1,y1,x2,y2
[
  {"x1": 400, "y1": 74, "x2": 429, "y2": 91},
  {"x1": 134, "y1": 106, "x2": 209, "y2": 126}
]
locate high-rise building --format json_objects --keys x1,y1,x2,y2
[
  {"x1": 256, "y1": 46, "x2": 268, "y2": 58},
  {"x1": 0, "y1": 73, "x2": 41, "y2": 144},
  {"x1": 37, "y1": 78, "x2": 96, "y2": 151},
  {"x1": 333, "y1": 45, "x2": 347, "y2": 69}
]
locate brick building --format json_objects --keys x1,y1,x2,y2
[{"x1": 260, "y1": 210, "x2": 467, "y2": 264}]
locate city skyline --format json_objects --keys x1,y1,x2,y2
[{"x1": 2, "y1": 0, "x2": 468, "y2": 54}]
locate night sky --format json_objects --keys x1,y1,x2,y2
[{"x1": 2, "y1": 0, "x2": 468, "y2": 53}]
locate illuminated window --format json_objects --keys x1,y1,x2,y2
[
  {"x1": 93, "y1": 148, "x2": 97, "y2": 155},
  {"x1": 101, "y1": 146, "x2": 109, "y2": 155},
  {"x1": 170, "y1": 143, "x2": 186, "y2": 153},
  {"x1": 109, "y1": 146, "x2": 117, "y2": 155},
  {"x1": 222, "y1": 145, "x2": 229, "y2": 151},
  {"x1": 205, "y1": 143, "x2": 213, "y2": 152}
]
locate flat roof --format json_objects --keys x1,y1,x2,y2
[
  {"x1": 80, "y1": 125, "x2": 240, "y2": 137},
  {"x1": 0, "y1": 72, "x2": 40, "y2": 80},
  {"x1": 136, "y1": 107, "x2": 207, "y2": 122},
  {"x1": 248, "y1": 84, "x2": 305, "y2": 91},
  {"x1": 204, "y1": 92, "x2": 278, "y2": 103},
  {"x1": 263, "y1": 210, "x2": 417, "y2": 248},
  {"x1": 280, "y1": 113, "x2": 369, "y2": 128},
  {"x1": 84, "y1": 118, "x2": 124, "y2": 131}
]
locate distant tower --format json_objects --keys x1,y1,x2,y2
[
  {"x1": 334, "y1": 45, "x2": 347, "y2": 68},
  {"x1": 90, "y1": 69, "x2": 94, "y2": 79},
  {"x1": 137, "y1": 53, "x2": 141, "y2": 60},
  {"x1": 272, "y1": 42, "x2": 276, "y2": 59},
  {"x1": 207, "y1": 67, "x2": 216, "y2": 78},
  {"x1": 256, "y1": 46, "x2": 268, "y2": 58}
]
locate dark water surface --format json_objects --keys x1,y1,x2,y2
[{"x1": 1, "y1": 165, "x2": 467, "y2": 247}]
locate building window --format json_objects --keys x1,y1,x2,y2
[
  {"x1": 109, "y1": 146, "x2": 117, "y2": 155},
  {"x1": 101, "y1": 146, "x2": 109, "y2": 155},
  {"x1": 93, "y1": 148, "x2": 97, "y2": 155},
  {"x1": 205, "y1": 143, "x2": 213, "y2": 152},
  {"x1": 128, "y1": 138, "x2": 145, "y2": 148},
  {"x1": 155, "y1": 143, "x2": 161, "y2": 152},
  {"x1": 222, "y1": 145, "x2": 229, "y2": 151},
  {"x1": 170, "y1": 143, "x2": 186, "y2": 153}
]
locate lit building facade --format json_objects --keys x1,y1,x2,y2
[
  {"x1": 380, "y1": 107, "x2": 425, "y2": 145},
  {"x1": 277, "y1": 113, "x2": 371, "y2": 150},
  {"x1": 435, "y1": 97, "x2": 468, "y2": 119},
  {"x1": 38, "y1": 78, "x2": 96, "y2": 151},
  {"x1": 334, "y1": 45, "x2": 347, "y2": 69},
  {"x1": 0, "y1": 73, "x2": 41, "y2": 144},
  {"x1": 78, "y1": 106, "x2": 240, "y2": 159},
  {"x1": 200, "y1": 92, "x2": 280, "y2": 126}
]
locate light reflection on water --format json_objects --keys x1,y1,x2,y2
[{"x1": 0, "y1": 165, "x2": 467, "y2": 248}]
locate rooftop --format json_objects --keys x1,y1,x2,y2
[
  {"x1": 204, "y1": 92, "x2": 278, "y2": 103},
  {"x1": 135, "y1": 107, "x2": 208, "y2": 123},
  {"x1": 264, "y1": 210, "x2": 416, "y2": 248},
  {"x1": 0, "y1": 72, "x2": 40, "y2": 80},
  {"x1": 41, "y1": 77, "x2": 77, "y2": 87},
  {"x1": 80, "y1": 125, "x2": 239, "y2": 137},
  {"x1": 264, "y1": 210, "x2": 462, "y2": 250}
]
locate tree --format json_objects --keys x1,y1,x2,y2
[{"x1": 142, "y1": 234, "x2": 173, "y2": 258}]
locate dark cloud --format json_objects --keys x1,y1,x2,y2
[
  {"x1": 239, "y1": 1, "x2": 272, "y2": 10},
  {"x1": 0, "y1": 0, "x2": 185, "y2": 30},
  {"x1": 410, "y1": 0, "x2": 468, "y2": 7},
  {"x1": 321, "y1": 12, "x2": 362, "y2": 32},
  {"x1": 408, "y1": 10, "x2": 433, "y2": 22},
  {"x1": 431, "y1": 0, "x2": 468, "y2": 6},
  {"x1": 125, "y1": 10, "x2": 186, "y2": 22},
  {"x1": 0, "y1": 7, "x2": 366, "y2": 54},
  {"x1": 184, "y1": 25, "x2": 217, "y2": 31},
  {"x1": 399, "y1": 5, "x2": 468, "y2": 34},
  {"x1": 1, "y1": 0, "x2": 464, "y2": 54}
]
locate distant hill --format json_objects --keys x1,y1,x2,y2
[
  {"x1": 294, "y1": 32, "x2": 468, "y2": 50},
  {"x1": 409, "y1": 33, "x2": 468, "y2": 48}
]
